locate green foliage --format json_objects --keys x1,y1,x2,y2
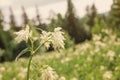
[
  {"x1": 9, "y1": 7, "x2": 16, "y2": 29},
  {"x1": 64, "y1": 31, "x2": 74, "y2": 48},
  {"x1": 0, "y1": 29, "x2": 15, "y2": 61},
  {"x1": 109, "y1": 0, "x2": 120, "y2": 31},
  {"x1": 89, "y1": 15, "x2": 108, "y2": 35},
  {"x1": 86, "y1": 4, "x2": 97, "y2": 27},
  {"x1": 64, "y1": 0, "x2": 91, "y2": 43},
  {"x1": 0, "y1": 30, "x2": 120, "y2": 80},
  {"x1": 47, "y1": 14, "x2": 74, "y2": 48}
]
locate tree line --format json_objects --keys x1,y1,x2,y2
[{"x1": 0, "y1": 0, "x2": 120, "y2": 62}]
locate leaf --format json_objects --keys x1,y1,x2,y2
[{"x1": 15, "y1": 47, "x2": 32, "y2": 61}]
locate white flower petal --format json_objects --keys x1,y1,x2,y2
[{"x1": 14, "y1": 25, "x2": 32, "y2": 43}]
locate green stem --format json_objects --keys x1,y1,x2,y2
[
  {"x1": 29, "y1": 37, "x2": 34, "y2": 51},
  {"x1": 27, "y1": 55, "x2": 33, "y2": 80},
  {"x1": 34, "y1": 44, "x2": 42, "y2": 53},
  {"x1": 34, "y1": 40, "x2": 49, "y2": 53}
]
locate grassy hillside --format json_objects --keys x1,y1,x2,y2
[{"x1": 0, "y1": 29, "x2": 120, "y2": 80}]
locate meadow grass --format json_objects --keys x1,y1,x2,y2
[{"x1": 0, "y1": 31, "x2": 120, "y2": 80}]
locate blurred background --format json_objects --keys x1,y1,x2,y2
[
  {"x1": 0, "y1": 0, "x2": 120, "y2": 62},
  {"x1": 1, "y1": 0, "x2": 120, "y2": 80},
  {"x1": 0, "y1": 0, "x2": 112, "y2": 30}
]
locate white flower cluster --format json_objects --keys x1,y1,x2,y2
[
  {"x1": 14, "y1": 25, "x2": 32, "y2": 43},
  {"x1": 14, "y1": 25, "x2": 65, "y2": 50},
  {"x1": 103, "y1": 71, "x2": 113, "y2": 79},
  {"x1": 106, "y1": 50, "x2": 115, "y2": 61},
  {"x1": 40, "y1": 65, "x2": 59, "y2": 80},
  {"x1": 40, "y1": 31, "x2": 52, "y2": 49},
  {"x1": 40, "y1": 27, "x2": 65, "y2": 50}
]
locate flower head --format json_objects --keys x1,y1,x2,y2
[
  {"x1": 40, "y1": 65, "x2": 58, "y2": 80},
  {"x1": 59, "y1": 76, "x2": 66, "y2": 80},
  {"x1": 40, "y1": 30, "x2": 52, "y2": 49},
  {"x1": 14, "y1": 25, "x2": 32, "y2": 43},
  {"x1": 40, "y1": 27, "x2": 65, "y2": 50},
  {"x1": 51, "y1": 27, "x2": 65, "y2": 50},
  {"x1": 103, "y1": 71, "x2": 112, "y2": 79}
]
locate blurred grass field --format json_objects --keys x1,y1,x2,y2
[{"x1": 0, "y1": 29, "x2": 120, "y2": 80}]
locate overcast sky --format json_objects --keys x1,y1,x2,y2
[
  {"x1": 0, "y1": 0, "x2": 65, "y2": 10},
  {"x1": 0, "y1": 0, "x2": 113, "y2": 30}
]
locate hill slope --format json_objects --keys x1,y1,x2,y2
[{"x1": 0, "y1": 29, "x2": 120, "y2": 80}]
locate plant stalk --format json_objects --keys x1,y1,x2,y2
[{"x1": 27, "y1": 55, "x2": 33, "y2": 80}]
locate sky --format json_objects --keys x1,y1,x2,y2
[
  {"x1": 0, "y1": 0, "x2": 113, "y2": 30},
  {"x1": 0, "y1": 0, "x2": 65, "y2": 9}
]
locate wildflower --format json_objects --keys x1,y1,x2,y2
[
  {"x1": 40, "y1": 65, "x2": 58, "y2": 80},
  {"x1": 40, "y1": 30, "x2": 52, "y2": 49},
  {"x1": 100, "y1": 65, "x2": 105, "y2": 71},
  {"x1": 0, "y1": 66, "x2": 5, "y2": 71},
  {"x1": 59, "y1": 76, "x2": 66, "y2": 80},
  {"x1": 115, "y1": 67, "x2": 119, "y2": 71},
  {"x1": 51, "y1": 27, "x2": 65, "y2": 50},
  {"x1": 102, "y1": 29, "x2": 110, "y2": 34},
  {"x1": 0, "y1": 74, "x2": 2, "y2": 80},
  {"x1": 14, "y1": 25, "x2": 32, "y2": 43},
  {"x1": 103, "y1": 71, "x2": 112, "y2": 79},
  {"x1": 106, "y1": 50, "x2": 115, "y2": 61},
  {"x1": 87, "y1": 56, "x2": 92, "y2": 61},
  {"x1": 74, "y1": 64, "x2": 79, "y2": 68},
  {"x1": 40, "y1": 27, "x2": 65, "y2": 50},
  {"x1": 61, "y1": 57, "x2": 71, "y2": 63},
  {"x1": 71, "y1": 77, "x2": 78, "y2": 80},
  {"x1": 93, "y1": 34, "x2": 101, "y2": 41},
  {"x1": 80, "y1": 43, "x2": 91, "y2": 51}
]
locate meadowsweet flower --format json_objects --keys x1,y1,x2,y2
[
  {"x1": 40, "y1": 65, "x2": 58, "y2": 80},
  {"x1": 102, "y1": 29, "x2": 110, "y2": 34},
  {"x1": 71, "y1": 77, "x2": 78, "y2": 80},
  {"x1": 14, "y1": 25, "x2": 32, "y2": 43},
  {"x1": 106, "y1": 50, "x2": 115, "y2": 61},
  {"x1": 51, "y1": 27, "x2": 65, "y2": 50},
  {"x1": 40, "y1": 27, "x2": 65, "y2": 50},
  {"x1": 93, "y1": 34, "x2": 101, "y2": 41},
  {"x1": 59, "y1": 76, "x2": 66, "y2": 80},
  {"x1": 87, "y1": 56, "x2": 92, "y2": 61},
  {"x1": 100, "y1": 65, "x2": 105, "y2": 71},
  {"x1": 40, "y1": 30, "x2": 52, "y2": 49},
  {"x1": 61, "y1": 57, "x2": 71, "y2": 63},
  {"x1": 103, "y1": 71, "x2": 112, "y2": 79},
  {"x1": 0, "y1": 74, "x2": 2, "y2": 80}
]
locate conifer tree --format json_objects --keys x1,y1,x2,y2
[
  {"x1": 9, "y1": 7, "x2": 16, "y2": 29},
  {"x1": 87, "y1": 4, "x2": 97, "y2": 27},
  {"x1": 21, "y1": 6, "x2": 29, "y2": 26},
  {"x1": 111, "y1": 0, "x2": 120, "y2": 29},
  {"x1": 86, "y1": 5, "x2": 90, "y2": 17},
  {"x1": 0, "y1": 9, "x2": 13, "y2": 61},
  {"x1": 65, "y1": 0, "x2": 91, "y2": 43},
  {"x1": 35, "y1": 6, "x2": 41, "y2": 26},
  {"x1": 0, "y1": 9, "x2": 4, "y2": 23},
  {"x1": 0, "y1": 9, "x2": 5, "y2": 49}
]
